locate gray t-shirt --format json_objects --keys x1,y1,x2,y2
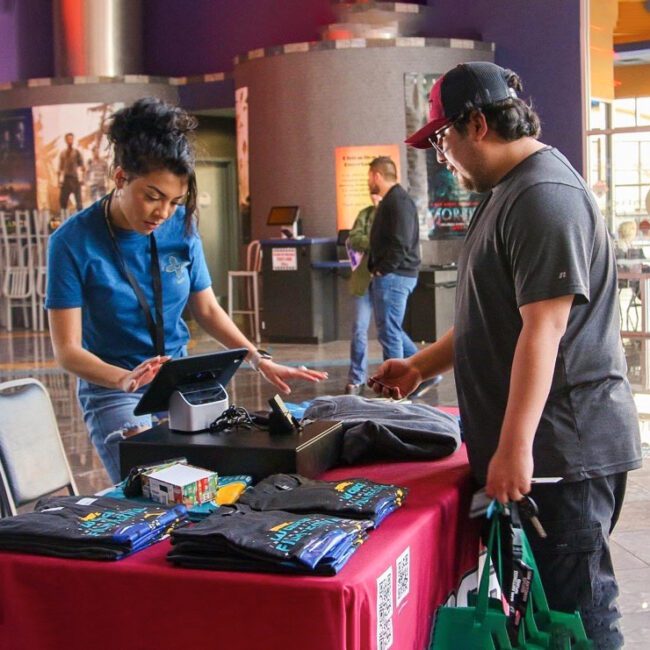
[{"x1": 454, "y1": 147, "x2": 641, "y2": 483}]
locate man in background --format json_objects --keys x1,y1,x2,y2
[
  {"x1": 58, "y1": 132, "x2": 84, "y2": 211},
  {"x1": 367, "y1": 156, "x2": 420, "y2": 362},
  {"x1": 367, "y1": 156, "x2": 440, "y2": 397},
  {"x1": 86, "y1": 146, "x2": 109, "y2": 203},
  {"x1": 344, "y1": 193, "x2": 380, "y2": 395}
]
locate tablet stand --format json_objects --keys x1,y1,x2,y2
[{"x1": 168, "y1": 381, "x2": 229, "y2": 432}]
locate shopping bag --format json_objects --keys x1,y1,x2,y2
[
  {"x1": 430, "y1": 502, "x2": 594, "y2": 649},
  {"x1": 517, "y1": 522, "x2": 593, "y2": 649},
  {"x1": 430, "y1": 510, "x2": 518, "y2": 649}
]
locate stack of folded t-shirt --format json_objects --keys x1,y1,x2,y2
[
  {"x1": 239, "y1": 473, "x2": 407, "y2": 527},
  {"x1": 0, "y1": 495, "x2": 188, "y2": 560},
  {"x1": 168, "y1": 503, "x2": 372, "y2": 575}
]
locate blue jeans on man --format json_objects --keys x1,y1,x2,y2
[
  {"x1": 348, "y1": 291, "x2": 373, "y2": 386},
  {"x1": 370, "y1": 273, "x2": 418, "y2": 360}
]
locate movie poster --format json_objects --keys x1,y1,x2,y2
[
  {"x1": 404, "y1": 73, "x2": 482, "y2": 239},
  {"x1": 32, "y1": 102, "x2": 122, "y2": 213},
  {"x1": 235, "y1": 86, "x2": 251, "y2": 241},
  {"x1": 0, "y1": 108, "x2": 36, "y2": 211}
]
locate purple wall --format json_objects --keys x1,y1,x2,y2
[
  {"x1": 0, "y1": 1, "x2": 18, "y2": 85},
  {"x1": 140, "y1": 0, "x2": 584, "y2": 170},
  {"x1": 142, "y1": 0, "x2": 336, "y2": 77},
  {"x1": 0, "y1": 0, "x2": 583, "y2": 170},
  {"x1": 421, "y1": 0, "x2": 584, "y2": 171},
  {"x1": 0, "y1": 0, "x2": 53, "y2": 85}
]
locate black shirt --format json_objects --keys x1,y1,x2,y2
[
  {"x1": 454, "y1": 147, "x2": 641, "y2": 483},
  {"x1": 368, "y1": 184, "x2": 420, "y2": 277}
]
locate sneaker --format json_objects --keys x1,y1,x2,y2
[
  {"x1": 344, "y1": 383, "x2": 363, "y2": 396},
  {"x1": 410, "y1": 375, "x2": 443, "y2": 399}
]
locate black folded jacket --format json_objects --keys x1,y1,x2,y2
[{"x1": 303, "y1": 395, "x2": 461, "y2": 463}]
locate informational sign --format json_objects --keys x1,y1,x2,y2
[
  {"x1": 271, "y1": 247, "x2": 298, "y2": 271},
  {"x1": 335, "y1": 144, "x2": 401, "y2": 231}
]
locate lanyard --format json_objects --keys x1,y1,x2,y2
[{"x1": 103, "y1": 191, "x2": 165, "y2": 356}]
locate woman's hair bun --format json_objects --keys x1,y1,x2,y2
[
  {"x1": 106, "y1": 97, "x2": 199, "y2": 226},
  {"x1": 108, "y1": 97, "x2": 197, "y2": 145}
]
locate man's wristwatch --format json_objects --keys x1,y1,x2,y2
[{"x1": 249, "y1": 349, "x2": 273, "y2": 372}]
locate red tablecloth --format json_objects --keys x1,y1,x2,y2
[{"x1": 0, "y1": 447, "x2": 480, "y2": 650}]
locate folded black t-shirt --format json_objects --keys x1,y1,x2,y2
[
  {"x1": 169, "y1": 504, "x2": 370, "y2": 572},
  {"x1": 0, "y1": 495, "x2": 188, "y2": 560},
  {"x1": 239, "y1": 474, "x2": 407, "y2": 526}
]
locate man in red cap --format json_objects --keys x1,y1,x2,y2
[{"x1": 370, "y1": 61, "x2": 640, "y2": 648}]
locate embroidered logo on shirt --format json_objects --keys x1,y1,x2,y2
[
  {"x1": 165, "y1": 255, "x2": 190, "y2": 283},
  {"x1": 558, "y1": 271, "x2": 567, "y2": 279}
]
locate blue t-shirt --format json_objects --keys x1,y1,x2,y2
[{"x1": 46, "y1": 200, "x2": 212, "y2": 370}]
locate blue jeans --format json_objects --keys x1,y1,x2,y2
[
  {"x1": 370, "y1": 273, "x2": 418, "y2": 361},
  {"x1": 77, "y1": 379, "x2": 153, "y2": 484},
  {"x1": 348, "y1": 291, "x2": 373, "y2": 385}
]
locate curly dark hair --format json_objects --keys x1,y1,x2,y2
[
  {"x1": 453, "y1": 69, "x2": 541, "y2": 141},
  {"x1": 107, "y1": 97, "x2": 198, "y2": 230}
]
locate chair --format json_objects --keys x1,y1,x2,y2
[
  {"x1": 0, "y1": 378, "x2": 78, "y2": 517},
  {"x1": 0, "y1": 210, "x2": 36, "y2": 331},
  {"x1": 32, "y1": 209, "x2": 51, "y2": 331},
  {"x1": 227, "y1": 240, "x2": 262, "y2": 344}
]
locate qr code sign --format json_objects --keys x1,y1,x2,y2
[
  {"x1": 396, "y1": 546, "x2": 410, "y2": 606},
  {"x1": 377, "y1": 566, "x2": 393, "y2": 650},
  {"x1": 378, "y1": 614, "x2": 393, "y2": 650}
]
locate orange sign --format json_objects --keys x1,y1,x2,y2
[{"x1": 335, "y1": 144, "x2": 401, "y2": 230}]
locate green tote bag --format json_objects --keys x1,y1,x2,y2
[{"x1": 430, "y1": 502, "x2": 593, "y2": 649}]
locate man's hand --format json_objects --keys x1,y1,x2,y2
[
  {"x1": 368, "y1": 358, "x2": 421, "y2": 399},
  {"x1": 117, "y1": 355, "x2": 170, "y2": 393},
  {"x1": 257, "y1": 360, "x2": 327, "y2": 394},
  {"x1": 485, "y1": 444, "x2": 534, "y2": 504}
]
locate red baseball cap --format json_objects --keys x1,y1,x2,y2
[{"x1": 405, "y1": 62, "x2": 518, "y2": 150}]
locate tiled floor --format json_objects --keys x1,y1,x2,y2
[{"x1": 1, "y1": 328, "x2": 649, "y2": 645}]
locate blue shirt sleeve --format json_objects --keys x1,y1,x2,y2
[
  {"x1": 187, "y1": 228, "x2": 212, "y2": 293},
  {"x1": 45, "y1": 229, "x2": 84, "y2": 309}
]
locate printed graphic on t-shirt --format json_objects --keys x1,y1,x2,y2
[{"x1": 164, "y1": 255, "x2": 190, "y2": 283}]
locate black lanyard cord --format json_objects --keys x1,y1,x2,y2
[{"x1": 103, "y1": 191, "x2": 165, "y2": 356}]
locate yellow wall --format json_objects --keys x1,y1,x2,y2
[
  {"x1": 590, "y1": 0, "x2": 618, "y2": 101},
  {"x1": 614, "y1": 63, "x2": 650, "y2": 97},
  {"x1": 614, "y1": 0, "x2": 650, "y2": 44}
]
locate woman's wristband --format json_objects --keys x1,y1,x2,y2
[{"x1": 249, "y1": 349, "x2": 273, "y2": 372}]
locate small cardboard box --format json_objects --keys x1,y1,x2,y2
[{"x1": 141, "y1": 463, "x2": 218, "y2": 507}]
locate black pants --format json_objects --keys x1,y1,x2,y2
[
  {"x1": 490, "y1": 474, "x2": 627, "y2": 650},
  {"x1": 60, "y1": 175, "x2": 82, "y2": 210}
]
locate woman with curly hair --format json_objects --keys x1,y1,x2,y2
[{"x1": 46, "y1": 98, "x2": 325, "y2": 482}]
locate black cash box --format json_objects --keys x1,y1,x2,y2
[{"x1": 119, "y1": 420, "x2": 343, "y2": 482}]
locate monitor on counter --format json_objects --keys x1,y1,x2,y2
[
  {"x1": 267, "y1": 206, "x2": 300, "y2": 226},
  {"x1": 267, "y1": 206, "x2": 301, "y2": 238}
]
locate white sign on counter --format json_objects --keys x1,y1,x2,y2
[{"x1": 271, "y1": 247, "x2": 298, "y2": 271}]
